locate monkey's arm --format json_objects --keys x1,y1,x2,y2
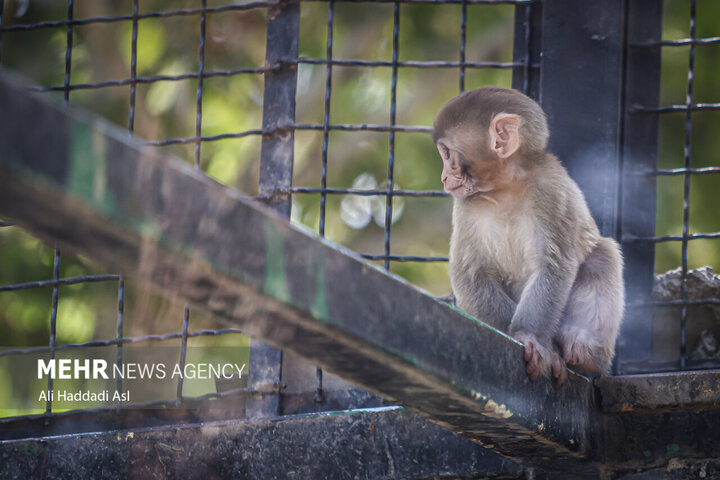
[
  {"x1": 508, "y1": 238, "x2": 579, "y2": 379},
  {"x1": 452, "y1": 271, "x2": 517, "y2": 330},
  {"x1": 509, "y1": 259, "x2": 577, "y2": 339}
]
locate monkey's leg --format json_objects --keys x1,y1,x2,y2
[{"x1": 559, "y1": 237, "x2": 624, "y2": 375}]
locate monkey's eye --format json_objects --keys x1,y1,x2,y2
[{"x1": 441, "y1": 145, "x2": 450, "y2": 158}]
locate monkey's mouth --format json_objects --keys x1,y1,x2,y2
[
  {"x1": 444, "y1": 184, "x2": 463, "y2": 193},
  {"x1": 445, "y1": 185, "x2": 467, "y2": 197}
]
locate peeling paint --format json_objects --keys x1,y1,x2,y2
[
  {"x1": 68, "y1": 120, "x2": 116, "y2": 217},
  {"x1": 263, "y1": 219, "x2": 291, "y2": 303},
  {"x1": 307, "y1": 251, "x2": 328, "y2": 323}
]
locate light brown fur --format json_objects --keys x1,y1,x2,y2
[{"x1": 435, "y1": 87, "x2": 624, "y2": 382}]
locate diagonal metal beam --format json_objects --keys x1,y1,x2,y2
[{"x1": 0, "y1": 72, "x2": 599, "y2": 474}]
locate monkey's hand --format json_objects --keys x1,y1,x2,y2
[{"x1": 512, "y1": 331, "x2": 564, "y2": 382}]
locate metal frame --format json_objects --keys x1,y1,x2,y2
[{"x1": 0, "y1": 407, "x2": 521, "y2": 480}]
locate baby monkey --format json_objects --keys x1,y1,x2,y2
[{"x1": 434, "y1": 87, "x2": 624, "y2": 384}]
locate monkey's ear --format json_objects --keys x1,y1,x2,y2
[{"x1": 489, "y1": 114, "x2": 520, "y2": 159}]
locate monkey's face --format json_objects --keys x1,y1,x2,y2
[{"x1": 436, "y1": 140, "x2": 495, "y2": 199}]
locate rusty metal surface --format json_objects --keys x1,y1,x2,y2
[
  {"x1": 597, "y1": 370, "x2": 720, "y2": 414},
  {"x1": 0, "y1": 407, "x2": 524, "y2": 480},
  {"x1": 0, "y1": 72, "x2": 600, "y2": 474}
]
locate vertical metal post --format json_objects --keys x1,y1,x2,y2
[
  {"x1": 537, "y1": 0, "x2": 640, "y2": 372},
  {"x1": 258, "y1": 0, "x2": 299, "y2": 217},
  {"x1": 383, "y1": 1, "x2": 400, "y2": 272},
  {"x1": 538, "y1": 0, "x2": 663, "y2": 373},
  {"x1": 618, "y1": 0, "x2": 663, "y2": 373},
  {"x1": 511, "y1": 2, "x2": 541, "y2": 100},
  {"x1": 538, "y1": 0, "x2": 625, "y2": 239},
  {"x1": 678, "y1": 0, "x2": 697, "y2": 371},
  {"x1": 0, "y1": 0, "x2": 5, "y2": 62},
  {"x1": 250, "y1": 0, "x2": 300, "y2": 419}
]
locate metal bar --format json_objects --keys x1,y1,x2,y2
[
  {"x1": 0, "y1": 74, "x2": 600, "y2": 472},
  {"x1": 0, "y1": 328, "x2": 247, "y2": 357},
  {"x1": 511, "y1": 1, "x2": 541, "y2": 100},
  {"x1": 253, "y1": 0, "x2": 301, "y2": 419},
  {"x1": 315, "y1": 0, "x2": 336, "y2": 405},
  {"x1": 46, "y1": 250, "x2": 60, "y2": 414},
  {"x1": 120, "y1": 1, "x2": 137, "y2": 402},
  {"x1": 632, "y1": 102, "x2": 720, "y2": 113},
  {"x1": 633, "y1": 36, "x2": 720, "y2": 47},
  {"x1": 63, "y1": 0, "x2": 74, "y2": 105},
  {"x1": 0, "y1": 2, "x2": 280, "y2": 31},
  {"x1": 623, "y1": 231, "x2": 720, "y2": 243},
  {"x1": 617, "y1": 0, "x2": 663, "y2": 374},
  {"x1": 0, "y1": 408, "x2": 522, "y2": 479},
  {"x1": 627, "y1": 298, "x2": 720, "y2": 308},
  {"x1": 651, "y1": 166, "x2": 720, "y2": 176},
  {"x1": 360, "y1": 254, "x2": 448, "y2": 262},
  {"x1": 0, "y1": 0, "x2": 4, "y2": 62},
  {"x1": 28, "y1": 68, "x2": 272, "y2": 92},
  {"x1": 0, "y1": 274, "x2": 120, "y2": 291},
  {"x1": 45, "y1": 0, "x2": 75, "y2": 415},
  {"x1": 538, "y1": 0, "x2": 625, "y2": 237},
  {"x1": 0, "y1": 0, "x2": 536, "y2": 33},
  {"x1": 679, "y1": 0, "x2": 697, "y2": 371},
  {"x1": 144, "y1": 123, "x2": 432, "y2": 146},
  {"x1": 287, "y1": 186, "x2": 448, "y2": 196},
  {"x1": 176, "y1": 306, "x2": 190, "y2": 401},
  {"x1": 128, "y1": 0, "x2": 139, "y2": 134},
  {"x1": 115, "y1": 278, "x2": 124, "y2": 407},
  {"x1": 194, "y1": 0, "x2": 207, "y2": 170},
  {"x1": 459, "y1": 0, "x2": 467, "y2": 92},
  {"x1": 319, "y1": 1, "x2": 334, "y2": 237},
  {"x1": 259, "y1": 0, "x2": 300, "y2": 216},
  {"x1": 597, "y1": 371, "x2": 720, "y2": 414},
  {"x1": 298, "y1": 58, "x2": 521, "y2": 68},
  {"x1": 383, "y1": 0, "x2": 400, "y2": 271},
  {"x1": 23, "y1": 59, "x2": 528, "y2": 95}
]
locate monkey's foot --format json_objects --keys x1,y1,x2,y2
[
  {"x1": 514, "y1": 332, "x2": 552, "y2": 381},
  {"x1": 561, "y1": 330, "x2": 601, "y2": 373},
  {"x1": 551, "y1": 352, "x2": 568, "y2": 385}
]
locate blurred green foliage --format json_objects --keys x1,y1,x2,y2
[
  {"x1": 0, "y1": 0, "x2": 718, "y2": 415},
  {"x1": 655, "y1": 0, "x2": 720, "y2": 272}
]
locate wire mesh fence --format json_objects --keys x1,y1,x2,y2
[{"x1": 622, "y1": 0, "x2": 720, "y2": 371}]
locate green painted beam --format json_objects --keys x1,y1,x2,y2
[{"x1": 0, "y1": 72, "x2": 600, "y2": 475}]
